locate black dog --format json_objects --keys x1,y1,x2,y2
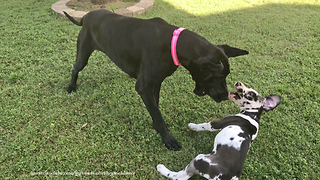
[{"x1": 64, "y1": 9, "x2": 248, "y2": 151}]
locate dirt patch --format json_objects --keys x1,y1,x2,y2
[{"x1": 67, "y1": 0, "x2": 139, "y2": 11}]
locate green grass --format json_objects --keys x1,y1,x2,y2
[{"x1": 0, "y1": 0, "x2": 319, "y2": 179}]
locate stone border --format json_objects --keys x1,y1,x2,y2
[{"x1": 51, "y1": 0, "x2": 154, "y2": 20}]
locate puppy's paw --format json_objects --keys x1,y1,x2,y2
[
  {"x1": 156, "y1": 164, "x2": 165, "y2": 171},
  {"x1": 157, "y1": 164, "x2": 170, "y2": 177},
  {"x1": 188, "y1": 123, "x2": 201, "y2": 131}
]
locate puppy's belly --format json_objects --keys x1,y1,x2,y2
[{"x1": 215, "y1": 125, "x2": 245, "y2": 151}]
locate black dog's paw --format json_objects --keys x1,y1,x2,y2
[
  {"x1": 162, "y1": 134, "x2": 182, "y2": 151},
  {"x1": 67, "y1": 84, "x2": 77, "y2": 93}
]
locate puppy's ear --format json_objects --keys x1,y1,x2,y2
[
  {"x1": 262, "y1": 95, "x2": 281, "y2": 111},
  {"x1": 217, "y1": 45, "x2": 249, "y2": 58}
]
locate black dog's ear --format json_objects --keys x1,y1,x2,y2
[
  {"x1": 217, "y1": 45, "x2": 249, "y2": 58},
  {"x1": 262, "y1": 95, "x2": 281, "y2": 112}
]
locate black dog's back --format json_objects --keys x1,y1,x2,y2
[{"x1": 74, "y1": 10, "x2": 184, "y2": 78}]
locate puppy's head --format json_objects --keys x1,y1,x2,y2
[
  {"x1": 229, "y1": 82, "x2": 281, "y2": 112},
  {"x1": 190, "y1": 45, "x2": 248, "y2": 103}
]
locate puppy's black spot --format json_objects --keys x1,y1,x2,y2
[
  {"x1": 216, "y1": 144, "x2": 222, "y2": 151},
  {"x1": 241, "y1": 101, "x2": 251, "y2": 107},
  {"x1": 230, "y1": 137, "x2": 234, "y2": 140},
  {"x1": 194, "y1": 159, "x2": 209, "y2": 175},
  {"x1": 238, "y1": 132, "x2": 248, "y2": 138}
]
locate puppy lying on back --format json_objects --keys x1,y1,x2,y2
[{"x1": 157, "y1": 82, "x2": 281, "y2": 180}]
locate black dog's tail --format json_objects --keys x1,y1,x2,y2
[{"x1": 63, "y1": 11, "x2": 82, "y2": 26}]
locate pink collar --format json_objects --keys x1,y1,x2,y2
[{"x1": 171, "y1": 27, "x2": 186, "y2": 66}]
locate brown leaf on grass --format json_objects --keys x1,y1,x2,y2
[{"x1": 81, "y1": 123, "x2": 88, "y2": 128}]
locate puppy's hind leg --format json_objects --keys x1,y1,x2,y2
[
  {"x1": 157, "y1": 164, "x2": 192, "y2": 180},
  {"x1": 67, "y1": 30, "x2": 95, "y2": 93}
]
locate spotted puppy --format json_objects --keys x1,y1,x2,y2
[{"x1": 157, "y1": 82, "x2": 281, "y2": 180}]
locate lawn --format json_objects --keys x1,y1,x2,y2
[{"x1": 0, "y1": 0, "x2": 319, "y2": 179}]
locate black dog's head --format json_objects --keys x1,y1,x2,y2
[{"x1": 187, "y1": 45, "x2": 248, "y2": 102}]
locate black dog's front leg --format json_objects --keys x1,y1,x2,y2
[{"x1": 135, "y1": 80, "x2": 181, "y2": 151}]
